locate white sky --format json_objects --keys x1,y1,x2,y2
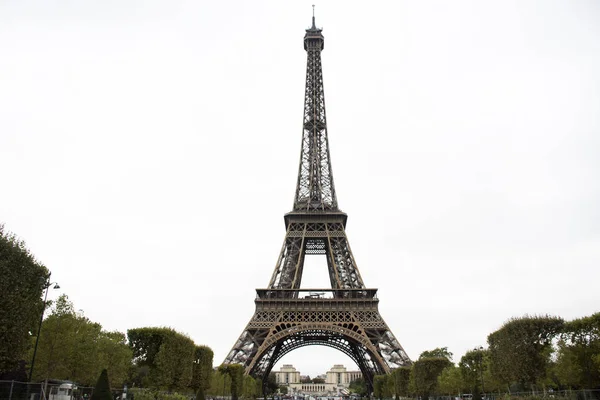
[{"x1": 1, "y1": 0, "x2": 600, "y2": 378}]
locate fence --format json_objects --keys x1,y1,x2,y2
[
  {"x1": 0, "y1": 381, "x2": 125, "y2": 400},
  {"x1": 430, "y1": 390, "x2": 600, "y2": 400}
]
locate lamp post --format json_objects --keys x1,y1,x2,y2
[
  {"x1": 29, "y1": 276, "x2": 60, "y2": 381},
  {"x1": 475, "y1": 346, "x2": 484, "y2": 395}
]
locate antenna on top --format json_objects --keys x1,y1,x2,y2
[{"x1": 312, "y1": 5, "x2": 316, "y2": 28}]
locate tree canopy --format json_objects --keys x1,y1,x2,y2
[
  {"x1": 0, "y1": 224, "x2": 49, "y2": 376},
  {"x1": 30, "y1": 294, "x2": 132, "y2": 387},
  {"x1": 128, "y1": 327, "x2": 196, "y2": 391},
  {"x1": 191, "y1": 345, "x2": 214, "y2": 400},
  {"x1": 488, "y1": 315, "x2": 564, "y2": 388}
]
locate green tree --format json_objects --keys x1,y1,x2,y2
[
  {"x1": 128, "y1": 327, "x2": 196, "y2": 391},
  {"x1": 97, "y1": 331, "x2": 133, "y2": 388},
  {"x1": 30, "y1": 295, "x2": 132, "y2": 387},
  {"x1": 349, "y1": 377, "x2": 367, "y2": 397},
  {"x1": 373, "y1": 375, "x2": 386, "y2": 400},
  {"x1": 559, "y1": 312, "x2": 600, "y2": 389},
  {"x1": 218, "y1": 364, "x2": 244, "y2": 400},
  {"x1": 0, "y1": 224, "x2": 49, "y2": 376},
  {"x1": 437, "y1": 365, "x2": 463, "y2": 396},
  {"x1": 552, "y1": 340, "x2": 582, "y2": 389},
  {"x1": 153, "y1": 331, "x2": 195, "y2": 391},
  {"x1": 264, "y1": 372, "x2": 278, "y2": 396},
  {"x1": 241, "y1": 374, "x2": 259, "y2": 399},
  {"x1": 412, "y1": 351, "x2": 452, "y2": 399},
  {"x1": 392, "y1": 367, "x2": 411, "y2": 398},
  {"x1": 31, "y1": 295, "x2": 102, "y2": 385},
  {"x1": 90, "y1": 369, "x2": 112, "y2": 400},
  {"x1": 459, "y1": 349, "x2": 488, "y2": 394},
  {"x1": 488, "y1": 315, "x2": 564, "y2": 389},
  {"x1": 207, "y1": 370, "x2": 229, "y2": 397},
  {"x1": 420, "y1": 347, "x2": 453, "y2": 362},
  {"x1": 191, "y1": 345, "x2": 214, "y2": 399}
]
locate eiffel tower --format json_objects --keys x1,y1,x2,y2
[{"x1": 223, "y1": 14, "x2": 411, "y2": 390}]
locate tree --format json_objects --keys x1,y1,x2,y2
[
  {"x1": 349, "y1": 377, "x2": 367, "y2": 397},
  {"x1": 207, "y1": 369, "x2": 229, "y2": 397},
  {"x1": 392, "y1": 367, "x2": 411, "y2": 398},
  {"x1": 0, "y1": 224, "x2": 49, "y2": 376},
  {"x1": 30, "y1": 295, "x2": 132, "y2": 387},
  {"x1": 96, "y1": 331, "x2": 133, "y2": 388},
  {"x1": 191, "y1": 345, "x2": 214, "y2": 399},
  {"x1": 31, "y1": 295, "x2": 102, "y2": 385},
  {"x1": 218, "y1": 364, "x2": 244, "y2": 400},
  {"x1": 559, "y1": 312, "x2": 600, "y2": 389},
  {"x1": 412, "y1": 351, "x2": 452, "y2": 399},
  {"x1": 459, "y1": 349, "x2": 488, "y2": 399},
  {"x1": 420, "y1": 347, "x2": 453, "y2": 362},
  {"x1": 488, "y1": 315, "x2": 564, "y2": 389},
  {"x1": 241, "y1": 374, "x2": 260, "y2": 399},
  {"x1": 90, "y1": 369, "x2": 112, "y2": 400},
  {"x1": 552, "y1": 340, "x2": 583, "y2": 389},
  {"x1": 264, "y1": 372, "x2": 278, "y2": 396},
  {"x1": 128, "y1": 327, "x2": 196, "y2": 391},
  {"x1": 437, "y1": 365, "x2": 463, "y2": 396},
  {"x1": 373, "y1": 375, "x2": 386, "y2": 400}
]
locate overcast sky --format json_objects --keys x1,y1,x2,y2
[{"x1": 1, "y1": 0, "x2": 600, "y2": 378}]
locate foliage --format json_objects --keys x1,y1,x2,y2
[
  {"x1": 412, "y1": 357, "x2": 452, "y2": 398},
  {"x1": 488, "y1": 315, "x2": 564, "y2": 388},
  {"x1": 420, "y1": 347, "x2": 453, "y2": 362},
  {"x1": 373, "y1": 375, "x2": 387, "y2": 400},
  {"x1": 207, "y1": 370, "x2": 230, "y2": 397},
  {"x1": 30, "y1": 295, "x2": 132, "y2": 387},
  {"x1": 218, "y1": 364, "x2": 244, "y2": 400},
  {"x1": 127, "y1": 327, "x2": 196, "y2": 391},
  {"x1": 373, "y1": 374, "x2": 394, "y2": 399},
  {"x1": 129, "y1": 389, "x2": 189, "y2": 400},
  {"x1": 392, "y1": 367, "x2": 411, "y2": 397},
  {"x1": 90, "y1": 369, "x2": 112, "y2": 400},
  {"x1": 264, "y1": 372, "x2": 278, "y2": 395},
  {"x1": 437, "y1": 365, "x2": 463, "y2": 395},
  {"x1": 459, "y1": 348, "x2": 488, "y2": 392},
  {"x1": 191, "y1": 345, "x2": 214, "y2": 399},
  {"x1": 558, "y1": 313, "x2": 600, "y2": 389},
  {"x1": 550, "y1": 340, "x2": 580, "y2": 389},
  {"x1": 0, "y1": 224, "x2": 49, "y2": 375},
  {"x1": 96, "y1": 331, "x2": 133, "y2": 389},
  {"x1": 241, "y1": 374, "x2": 260, "y2": 399},
  {"x1": 349, "y1": 377, "x2": 367, "y2": 396}
]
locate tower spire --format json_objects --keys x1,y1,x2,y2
[
  {"x1": 295, "y1": 8, "x2": 334, "y2": 212},
  {"x1": 312, "y1": 4, "x2": 316, "y2": 28}
]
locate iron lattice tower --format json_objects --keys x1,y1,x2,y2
[{"x1": 223, "y1": 16, "x2": 411, "y2": 390}]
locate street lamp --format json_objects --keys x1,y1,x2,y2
[
  {"x1": 29, "y1": 276, "x2": 60, "y2": 381},
  {"x1": 474, "y1": 346, "x2": 484, "y2": 395}
]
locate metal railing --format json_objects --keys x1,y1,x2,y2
[{"x1": 0, "y1": 381, "x2": 125, "y2": 400}]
